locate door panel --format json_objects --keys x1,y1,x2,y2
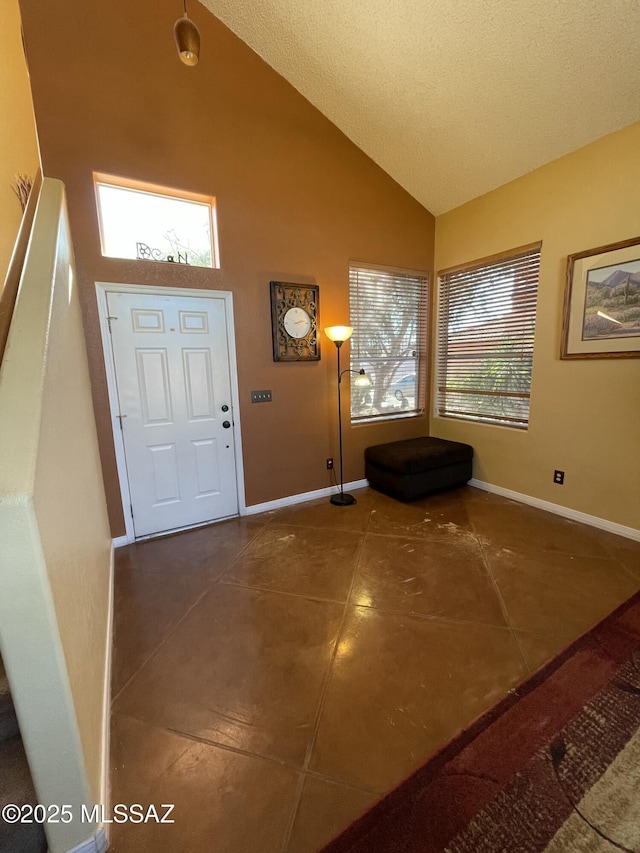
[
  {"x1": 183, "y1": 349, "x2": 214, "y2": 420},
  {"x1": 192, "y1": 439, "x2": 219, "y2": 494},
  {"x1": 149, "y1": 443, "x2": 180, "y2": 503},
  {"x1": 107, "y1": 291, "x2": 238, "y2": 537},
  {"x1": 137, "y1": 349, "x2": 173, "y2": 424}
]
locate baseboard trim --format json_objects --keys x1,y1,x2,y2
[
  {"x1": 245, "y1": 479, "x2": 369, "y2": 515},
  {"x1": 113, "y1": 480, "x2": 371, "y2": 535},
  {"x1": 469, "y1": 479, "x2": 640, "y2": 542},
  {"x1": 66, "y1": 826, "x2": 108, "y2": 853},
  {"x1": 97, "y1": 544, "x2": 115, "y2": 845}
]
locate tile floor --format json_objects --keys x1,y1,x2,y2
[{"x1": 109, "y1": 486, "x2": 640, "y2": 852}]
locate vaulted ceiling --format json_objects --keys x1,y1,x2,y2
[{"x1": 200, "y1": 0, "x2": 640, "y2": 215}]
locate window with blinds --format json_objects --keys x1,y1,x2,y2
[
  {"x1": 436, "y1": 242, "x2": 541, "y2": 429},
  {"x1": 349, "y1": 262, "x2": 429, "y2": 423}
]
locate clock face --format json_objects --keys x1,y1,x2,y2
[{"x1": 283, "y1": 306, "x2": 312, "y2": 339}]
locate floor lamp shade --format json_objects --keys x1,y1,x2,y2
[{"x1": 324, "y1": 326, "x2": 353, "y2": 343}]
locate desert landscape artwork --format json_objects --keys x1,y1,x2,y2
[{"x1": 582, "y1": 258, "x2": 640, "y2": 340}]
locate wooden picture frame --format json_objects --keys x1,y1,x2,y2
[
  {"x1": 270, "y1": 281, "x2": 320, "y2": 362},
  {"x1": 561, "y1": 236, "x2": 640, "y2": 359}
]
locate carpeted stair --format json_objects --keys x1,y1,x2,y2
[{"x1": 0, "y1": 656, "x2": 48, "y2": 853}]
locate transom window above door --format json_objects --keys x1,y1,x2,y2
[{"x1": 93, "y1": 173, "x2": 219, "y2": 268}]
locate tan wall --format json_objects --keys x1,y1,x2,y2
[
  {"x1": 0, "y1": 0, "x2": 39, "y2": 284},
  {"x1": 433, "y1": 122, "x2": 640, "y2": 530},
  {"x1": 18, "y1": 0, "x2": 435, "y2": 536},
  {"x1": 0, "y1": 179, "x2": 112, "y2": 850}
]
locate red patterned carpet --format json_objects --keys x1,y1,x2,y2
[{"x1": 321, "y1": 591, "x2": 640, "y2": 853}]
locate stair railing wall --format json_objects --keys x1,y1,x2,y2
[{"x1": 0, "y1": 178, "x2": 112, "y2": 853}]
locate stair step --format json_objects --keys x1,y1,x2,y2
[
  {"x1": 0, "y1": 735, "x2": 48, "y2": 852},
  {"x1": 0, "y1": 658, "x2": 19, "y2": 744}
]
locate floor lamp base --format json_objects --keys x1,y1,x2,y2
[{"x1": 330, "y1": 492, "x2": 357, "y2": 506}]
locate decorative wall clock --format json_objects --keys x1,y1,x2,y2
[{"x1": 270, "y1": 281, "x2": 320, "y2": 361}]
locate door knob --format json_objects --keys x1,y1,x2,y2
[{"x1": 222, "y1": 420, "x2": 231, "y2": 429}]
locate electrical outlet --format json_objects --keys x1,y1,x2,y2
[
  {"x1": 554, "y1": 470, "x2": 565, "y2": 484},
  {"x1": 326, "y1": 458, "x2": 334, "y2": 470}
]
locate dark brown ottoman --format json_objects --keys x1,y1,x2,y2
[{"x1": 365, "y1": 436, "x2": 473, "y2": 501}]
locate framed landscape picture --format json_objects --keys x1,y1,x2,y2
[{"x1": 561, "y1": 235, "x2": 640, "y2": 359}]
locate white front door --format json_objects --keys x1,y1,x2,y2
[{"x1": 106, "y1": 290, "x2": 238, "y2": 538}]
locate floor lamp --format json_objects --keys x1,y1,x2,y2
[{"x1": 324, "y1": 326, "x2": 370, "y2": 506}]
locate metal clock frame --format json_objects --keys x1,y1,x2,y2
[{"x1": 270, "y1": 281, "x2": 320, "y2": 362}]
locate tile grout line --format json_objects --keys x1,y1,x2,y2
[
  {"x1": 111, "y1": 523, "x2": 268, "y2": 705},
  {"x1": 113, "y1": 509, "x2": 365, "y2": 707},
  {"x1": 114, "y1": 713, "x2": 196, "y2": 775},
  {"x1": 278, "y1": 506, "x2": 373, "y2": 853},
  {"x1": 115, "y1": 712, "x2": 305, "y2": 779},
  {"x1": 219, "y1": 579, "x2": 349, "y2": 606},
  {"x1": 111, "y1": 578, "x2": 213, "y2": 705},
  {"x1": 218, "y1": 577, "x2": 518, "y2": 632},
  {"x1": 303, "y1": 768, "x2": 380, "y2": 797},
  {"x1": 278, "y1": 775, "x2": 306, "y2": 853},
  {"x1": 212, "y1": 517, "x2": 280, "y2": 585},
  {"x1": 466, "y1": 512, "x2": 531, "y2": 676},
  {"x1": 353, "y1": 493, "x2": 519, "y2": 633},
  {"x1": 464, "y1": 500, "x2": 640, "y2": 675},
  {"x1": 348, "y1": 602, "x2": 516, "y2": 632},
  {"x1": 114, "y1": 711, "x2": 383, "y2": 796}
]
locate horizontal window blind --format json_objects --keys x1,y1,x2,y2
[
  {"x1": 349, "y1": 262, "x2": 429, "y2": 423},
  {"x1": 437, "y1": 243, "x2": 541, "y2": 429}
]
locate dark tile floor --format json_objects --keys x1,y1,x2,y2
[{"x1": 109, "y1": 486, "x2": 640, "y2": 852}]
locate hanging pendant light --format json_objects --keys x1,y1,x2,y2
[{"x1": 174, "y1": 0, "x2": 200, "y2": 66}]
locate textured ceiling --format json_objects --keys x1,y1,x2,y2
[{"x1": 199, "y1": 0, "x2": 640, "y2": 215}]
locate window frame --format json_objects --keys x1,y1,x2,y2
[
  {"x1": 348, "y1": 261, "x2": 430, "y2": 425},
  {"x1": 93, "y1": 172, "x2": 219, "y2": 268},
  {"x1": 435, "y1": 241, "x2": 541, "y2": 430}
]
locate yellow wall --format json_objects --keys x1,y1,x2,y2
[
  {"x1": 433, "y1": 122, "x2": 640, "y2": 530},
  {"x1": 0, "y1": 0, "x2": 39, "y2": 283}
]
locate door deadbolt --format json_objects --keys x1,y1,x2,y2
[{"x1": 221, "y1": 404, "x2": 229, "y2": 412}]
